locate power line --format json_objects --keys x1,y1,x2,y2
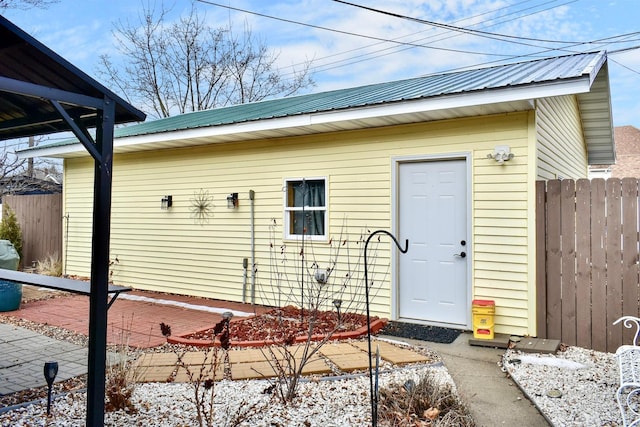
[
  {"x1": 298, "y1": 0, "x2": 570, "y2": 75},
  {"x1": 416, "y1": 45, "x2": 640, "y2": 80},
  {"x1": 610, "y1": 58, "x2": 640, "y2": 75},
  {"x1": 280, "y1": 0, "x2": 566, "y2": 75},
  {"x1": 332, "y1": 0, "x2": 640, "y2": 50},
  {"x1": 196, "y1": 0, "x2": 520, "y2": 58},
  {"x1": 303, "y1": 0, "x2": 586, "y2": 76}
]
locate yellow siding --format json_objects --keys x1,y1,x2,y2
[
  {"x1": 64, "y1": 111, "x2": 536, "y2": 335},
  {"x1": 536, "y1": 95, "x2": 588, "y2": 180}
]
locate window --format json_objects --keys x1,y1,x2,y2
[{"x1": 284, "y1": 178, "x2": 327, "y2": 240}]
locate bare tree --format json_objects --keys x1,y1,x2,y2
[
  {"x1": 0, "y1": 0, "x2": 58, "y2": 9},
  {"x1": 0, "y1": 137, "x2": 62, "y2": 199},
  {"x1": 98, "y1": 2, "x2": 314, "y2": 118}
]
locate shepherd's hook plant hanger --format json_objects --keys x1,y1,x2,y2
[{"x1": 364, "y1": 230, "x2": 408, "y2": 426}]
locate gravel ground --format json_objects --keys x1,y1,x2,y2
[
  {"x1": 503, "y1": 346, "x2": 622, "y2": 426},
  {"x1": 0, "y1": 312, "x2": 626, "y2": 426}
]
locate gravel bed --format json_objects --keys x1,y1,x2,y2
[
  {"x1": 503, "y1": 346, "x2": 622, "y2": 426},
  {"x1": 0, "y1": 365, "x2": 452, "y2": 426}
]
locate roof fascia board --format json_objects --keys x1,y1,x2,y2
[
  {"x1": 309, "y1": 78, "x2": 589, "y2": 125},
  {"x1": 584, "y1": 51, "x2": 608, "y2": 86},
  {"x1": 17, "y1": 142, "x2": 83, "y2": 159},
  {"x1": 22, "y1": 74, "x2": 593, "y2": 158}
]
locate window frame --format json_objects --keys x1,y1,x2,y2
[{"x1": 283, "y1": 176, "x2": 328, "y2": 241}]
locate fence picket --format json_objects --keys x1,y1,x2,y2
[
  {"x1": 545, "y1": 180, "x2": 563, "y2": 341},
  {"x1": 561, "y1": 179, "x2": 577, "y2": 346},
  {"x1": 606, "y1": 179, "x2": 623, "y2": 351},
  {"x1": 590, "y1": 179, "x2": 607, "y2": 351},
  {"x1": 622, "y1": 179, "x2": 640, "y2": 344},
  {"x1": 575, "y1": 179, "x2": 592, "y2": 349}
]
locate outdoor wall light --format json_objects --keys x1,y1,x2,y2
[
  {"x1": 487, "y1": 145, "x2": 515, "y2": 164},
  {"x1": 226, "y1": 193, "x2": 238, "y2": 209},
  {"x1": 43, "y1": 360, "x2": 58, "y2": 415},
  {"x1": 161, "y1": 195, "x2": 173, "y2": 210}
]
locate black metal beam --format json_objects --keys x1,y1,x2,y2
[
  {"x1": 0, "y1": 75, "x2": 104, "y2": 109},
  {"x1": 85, "y1": 96, "x2": 115, "y2": 426},
  {"x1": 50, "y1": 100, "x2": 101, "y2": 161},
  {"x1": 0, "y1": 109, "x2": 77, "y2": 133}
]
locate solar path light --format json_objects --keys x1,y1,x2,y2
[{"x1": 43, "y1": 361, "x2": 58, "y2": 415}]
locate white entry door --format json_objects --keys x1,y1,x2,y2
[{"x1": 398, "y1": 159, "x2": 468, "y2": 327}]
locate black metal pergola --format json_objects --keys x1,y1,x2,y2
[{"x1": 0, "y1": 15, "x2": 146, "y2": 426}]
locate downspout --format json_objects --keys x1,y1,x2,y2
[{"x1": 249, "y1": 190, "x2": 256, "y2": 304}]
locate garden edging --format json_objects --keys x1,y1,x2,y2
[{"x1": 167, "y1": 318, "x2": 388, "y2": 347}]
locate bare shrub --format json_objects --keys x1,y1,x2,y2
[
  {"x1": 105, "y1": 315, "x2": 141, "y2": 413},
  {"x1": 161, "y1": 317, "x2": 264, "y2": 426},
  {"x1": 254, "y1": 218, "x2": 389, "y2": 402},
  {"x1": 378, "y1": 370, "x2": 475, "y2": 427}
]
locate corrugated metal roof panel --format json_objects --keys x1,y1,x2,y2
[{"x1": 114, "y1": 51, "x2": 604, "y2": 139}]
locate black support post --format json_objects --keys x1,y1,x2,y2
[{"x1": 86, "y1": 97, "x2": 115, "y2": 427}]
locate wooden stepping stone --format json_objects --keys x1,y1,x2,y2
[
  {"x1": 328, "y1": 352, "x2": 372, "y2": 371},
  {"x1": 180, "y1": 351, "x2": 225, "y2": 365},
  {"x1": 230, "y1": 358, "x2": 330, "y2": 380},
  {"x1": 134, "y1": 352, "x2": 178, "y2": 368},
  {"x1": 174, "y1": 363, "x2": 224, "y2": 382},
  {"x1": 351, "y1": 341, "x2": 430, "y2": 365},
  {"x1": 228, "y1": 348, "x2": 266, "y2": 363},
  {"x1": 231, "y1": 360, "x2": 276, "y2": 380},
  {"x1": 319, "y1": 342, "x2": 363, "y2": 356},
  {"x1": 136, "y1": 365, "x2": 175, "y2": 383}
]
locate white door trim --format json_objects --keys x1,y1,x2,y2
[{"x1": 390, "y1": 152, "x2": 473, "y2": 328}]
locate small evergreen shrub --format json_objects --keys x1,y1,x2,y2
[{"x1": 0, "y1": 205, "x2": 23, "y2": 261}]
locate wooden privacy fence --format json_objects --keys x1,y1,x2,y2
[
  {"x1": 536, "y1": 178, "x2": 640, "y2": 353},
  {"x1": 3, "y1": 193, "x2": 62, "y2": 268}
]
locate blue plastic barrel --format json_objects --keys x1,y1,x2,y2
[{"x1": 0, "y1": 279, "x2": 22, "y2": 311}]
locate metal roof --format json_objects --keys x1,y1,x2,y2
[
  {"x1": 0, "y1": 15, "x2": 145, "y2": 140},
  {"x1": 20, "y1": 51, "x2": 615, "y2": 164}
]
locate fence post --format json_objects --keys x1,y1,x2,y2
[{"x1": 535, "y1": 181, "x2": 547, "y2": 338}]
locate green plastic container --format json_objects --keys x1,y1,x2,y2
[{"x1": 0, "y1": 240, "x2": 21, "y2": 312}]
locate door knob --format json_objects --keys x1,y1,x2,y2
[{"x1": 454, "y1": 252, "x2": 466, "y2": 258}]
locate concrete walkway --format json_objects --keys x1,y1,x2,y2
[
  {"x1": 0, "y1": 323, "x2": 89, "y2": 395},
  {"x1": 385, "y1": 333, "x2": 550, "y2": 427}
]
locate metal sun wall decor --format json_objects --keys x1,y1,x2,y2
[{"x1": 190, "y1": 189, "x2": 214, "y2": 224}]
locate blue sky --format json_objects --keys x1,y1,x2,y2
[{"x1": 3, "y1": 0, "x2": 639, "y2": 128}]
